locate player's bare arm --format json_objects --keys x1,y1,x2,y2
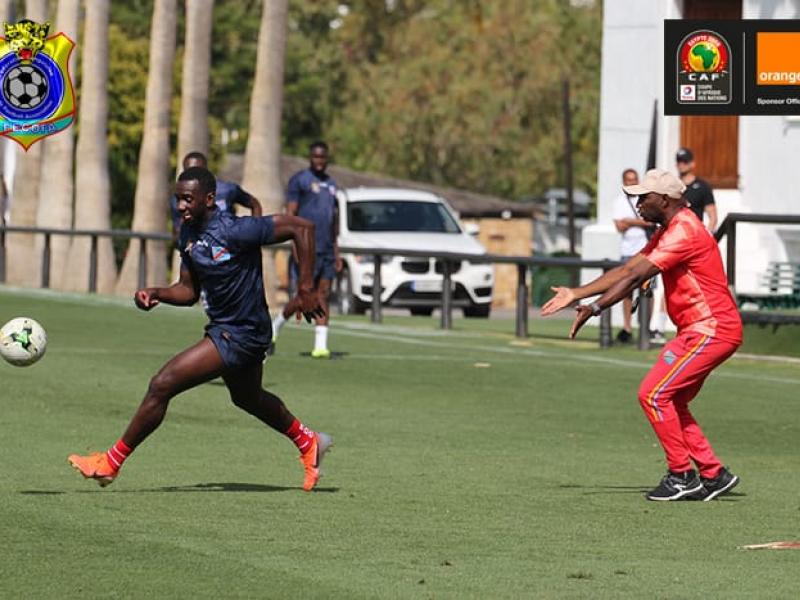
[
  {"x1": 134, "y1": 265, "x2": 199, "y2": 310},
  {"x1": 706, "y1": 203, "x2": 718, "y2": 232},
  {"x1": 541, "y1": 254, "x2": 651, "y2": 316},
  {"x1": 271, "y1": 214, "x2": 325, "y2": 322},
  {"x1": 614, "y1": 217, "x2": 651, "y2": 232},
  {"x1": 568, "y1": 256, "x2": 660, "y2": 338},
  {"x1": 246, "y1": 194, "x2": 263, "y2": 217}
]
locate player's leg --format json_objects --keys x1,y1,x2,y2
[
  {"x1": 618, "y1": 294, "x2": 633, "y2": 343},
  {"x1": 311, "y1": 277, "x2": 333, "y2": 358},
  {"x1": 222, "y1": 365, "x2": 332, "y2": 490},
  {"x1": 671, "y1": 338, "x2": 740, "y2": 499},
  {"x1": 271, "y1": 258, "x2": 299, "y2": 343},
  {"x1": 68, "y1": 337, "x2": 227, "y2": 486},
  {"x1": 637, "y1": 334, "x2": 707, "y2": 500}
]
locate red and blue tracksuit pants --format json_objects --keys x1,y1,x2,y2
[{"x1": 638, "y1": 332, "x2": 739, "y2": 478}]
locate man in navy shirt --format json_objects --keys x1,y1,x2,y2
[
  {"x1": 170, "y1": 151, "x2": 262, "y2": 243},
  {"x1": 69, "y1": 167, "x2": 332, "y2": 492},
  {"x1": 272, "y1": 141, "x2": 341, "y2": 358}
]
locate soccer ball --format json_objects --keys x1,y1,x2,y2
[
  {"x1": 3, "y1": 64, "x2": 48, "y2": 109},
  {"x1": 0, "y1": 317, "x2": 47, "y2": 366}
]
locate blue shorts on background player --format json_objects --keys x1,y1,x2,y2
[{"x1": 272, "y1": 141, "x2": 342, "y2": 359}]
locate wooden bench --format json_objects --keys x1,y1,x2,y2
[{"x1": 736, "y1": 262, "x2": 800, "y2": 310}]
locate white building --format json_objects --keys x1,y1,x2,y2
[{"x1": 584, "y1": 0, "x2": 800, "y2": 315}]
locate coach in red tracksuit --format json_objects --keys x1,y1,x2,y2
[{"x1": 542, "y1": 168, "x2": 742, "y2": 502}]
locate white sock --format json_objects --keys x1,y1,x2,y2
[
  {"x1": 314, "y1": 325, "x2": 329, "y2": 352},
  {"x1": 272, "y1": 312, "x2": 286, "y2": 337},
  {"x1": 651, "y1": 310, "x2": 667, "y2": 332}
]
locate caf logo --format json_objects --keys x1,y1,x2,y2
[
  {"x1": 677, "y1": 30, "x2": 731, "y2": 105},
  {"x1": 0, "y1": 19, "x2": 75, "y2": 150}
]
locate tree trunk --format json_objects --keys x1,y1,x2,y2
[
  {"x1": 0, "y1": 0, "x2": 13, "y2": 227},
  {"x1": 64, "y1": 0, "x2": 116, "y2": 293},
  {"x1": 242, "y1": 0, "x2": 288, "y2": 306},
  {"x1": 35, "y1": 0, "x2": 78, "y2": 290},
  {"x1": 171, "y1": 0, "x2": 213, "y2": 282},
  {"x1": 115, "y1": 0, "x2": 176, "y2": 296},
  {"x1": 176, "y1": 0, "x2": 212, "y2": 163},
  {"x1": 5, "y1": 0, "x2": 48, "y2": 287}
]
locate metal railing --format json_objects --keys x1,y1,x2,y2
[
  {"x1": 714, "y1": 213, "x2": 800, "y2": 327},
  {"x1": 714, "y1": 212, "x2": 800, "y2": 289},
  {"x1": 338, "y1": 245, "x2": 620, "y2": 345},
  {"x1": 0, "y1": 224, "x2": 623, "y2": 346},
  {"x1": 0, "y1": 224, "x2": 172, "y2": 292}
]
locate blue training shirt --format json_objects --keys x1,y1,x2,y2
[
  {"x1": 178, "y1": 210, "x2": 274, "y2": 344},
  {"x1": 171, "y1": 179, "x2": 253, "y2": 234},
  {"x1": 286, "y1": 168, "x2": 338, "y2": 255}
]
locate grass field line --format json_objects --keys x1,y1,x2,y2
[{"x1": 333, "y1": 325, "x2": 800, "y2": 386}]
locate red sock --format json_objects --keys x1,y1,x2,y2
[
  {"x1": 285, "y1": 419, "x2": 315, "y2": 453},
  {"x1": 106, "y1": 439, "x2": 133, "y2": 471}
]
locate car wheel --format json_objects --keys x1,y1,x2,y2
[
  {"x1": 337, "y1": 269, "x2": 367, "y2": 315},
  {"x1": 409, "y1": 307, "x2": 434, "y2": 317},
  {"x1": 463, "y1": 304, "x2": 491, "y2": 318}
]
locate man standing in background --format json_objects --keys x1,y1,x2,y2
[
  {"x1": 676, "y1": 147, "x2": 717, "y2": 232},
  {"x1": 613, "y1": 168, "x2": 651, "y2": 343},
  {"x1": 170, "y1": 151, "x2": 262, "y2": 243},
  {"x1": 272, "y1": 141, "x2": 342, "y2": 358}
]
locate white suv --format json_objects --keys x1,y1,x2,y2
[{"x1": 335, "y1": 187, "x2": 494, "y2": 317}]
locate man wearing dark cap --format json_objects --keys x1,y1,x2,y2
[
  {"x1": 676, "y1": 147, "x2": 717, "y2": 232},
  {"x1": 542, "y1": 169, "x2": 741, "y2": 502}
]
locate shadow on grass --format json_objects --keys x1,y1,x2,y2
[
  {"x1": 20, "y1": 483, "x2": 339, "y2": 495},
  {"x1": 558, "y1": 484, "x2": 747, "y2": 500}
]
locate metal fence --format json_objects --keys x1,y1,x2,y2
[
  {"x1": 0, "y1": 224, "x2": 622, "y2": 346},
  {"x1": 0, "y1": 224, "x2": 172, "y2": 292},
  {"x1": 714, "y1": 212, "x2": 800, "y2": 327}
]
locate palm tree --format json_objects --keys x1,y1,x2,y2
[
  {"x1": 115, "y1": 0, "x2": 177, "y2": 295},
  {"x1": 171, "y1": 0, "x2": 213, "y2": 281},
  {"x1": 176, "y1": 0, "x2": 213, "y2": 162},
  {"x1": 64, "y1": 0, "x2": 116, "y2": 293},
  {"x1": 35, "y1": 0, "x2": 78, "y2": 290},
  {"x1": 0, "y1": 0, "x2": 13, "y2": 225},
  {"x1": 5, "y1": 0, "x2": 48, "y2": 286},
  {"x1": 242, "y1": 0, "x2": 288, "y2": 305}
]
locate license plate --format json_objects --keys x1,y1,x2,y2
[{"x1": 411, "y1": 280, "x2": 443, "y2": 293}]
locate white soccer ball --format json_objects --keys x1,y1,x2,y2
[{"x1": 0, "y1": 317, "x2": 47, "y2": 367}]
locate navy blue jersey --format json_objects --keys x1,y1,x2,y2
[
  {"x1": 178, "y1": 210, "x2": 274, "y2": 344},
  {"x1": 171, "y1": 179, "x2": 253, "y2": 234},
  {"x1": 286, "y1": 169, "x2": 338, "y2": 255}
]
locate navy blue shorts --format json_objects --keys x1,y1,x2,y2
[
  {"x1": 206, "y1": 325, "x2": 271, "y2": 369},
  {"x1": 290, "y1": 253, "x2": 336, "y2": 284}
]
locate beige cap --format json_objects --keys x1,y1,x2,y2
[{"x1": 622, "y1": 168, "x2": 686, "y2": 199}]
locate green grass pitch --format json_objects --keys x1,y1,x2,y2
[{"x1": 1, "y1": 287, "x2": 798, "y2": 598}]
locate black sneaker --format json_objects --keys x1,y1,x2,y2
[
  {"x1": 616, "y1": 329, "x2": 632, "y2": 344},
  {"x1": 646, "y1": 470, "x2": 704, "y2": 501},
  {"x1": 649, "y1": 330, "x2": 666, "y2": 344},
  {"x1": 699, "y1": 467, "x2": 739, "y2": 501}
]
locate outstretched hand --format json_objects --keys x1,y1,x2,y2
[
  {"x1": 290, "y1": 286, "x2": 326, "y2": 323},
  {"x1": 540, "y1": 286, "x2": 577, "y2": 316},
  {"x1": 134, "y1": 288, "x2": 160, "y2": 311},
  {"x1": 569, "y1": 304, "x2": 594, "y2": 339}
]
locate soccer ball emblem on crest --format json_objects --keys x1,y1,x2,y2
[{"x1": 3, "y1": 63, "x2": 48, "y2": 108}]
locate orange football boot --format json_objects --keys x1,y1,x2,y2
[
  {"x1": 300, "y1": 432, "x2": 332, "y2": 491},
  {"x1": 68, "y1": 452, "x2": 119, "y2": 487}
]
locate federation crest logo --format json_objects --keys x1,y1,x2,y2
[
  {"x1": 0, "y1": 19, "x2": 76, "y2": 150},
  {"x1": 677, "y1": 30, "x2": 731, "y2": 105}
]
